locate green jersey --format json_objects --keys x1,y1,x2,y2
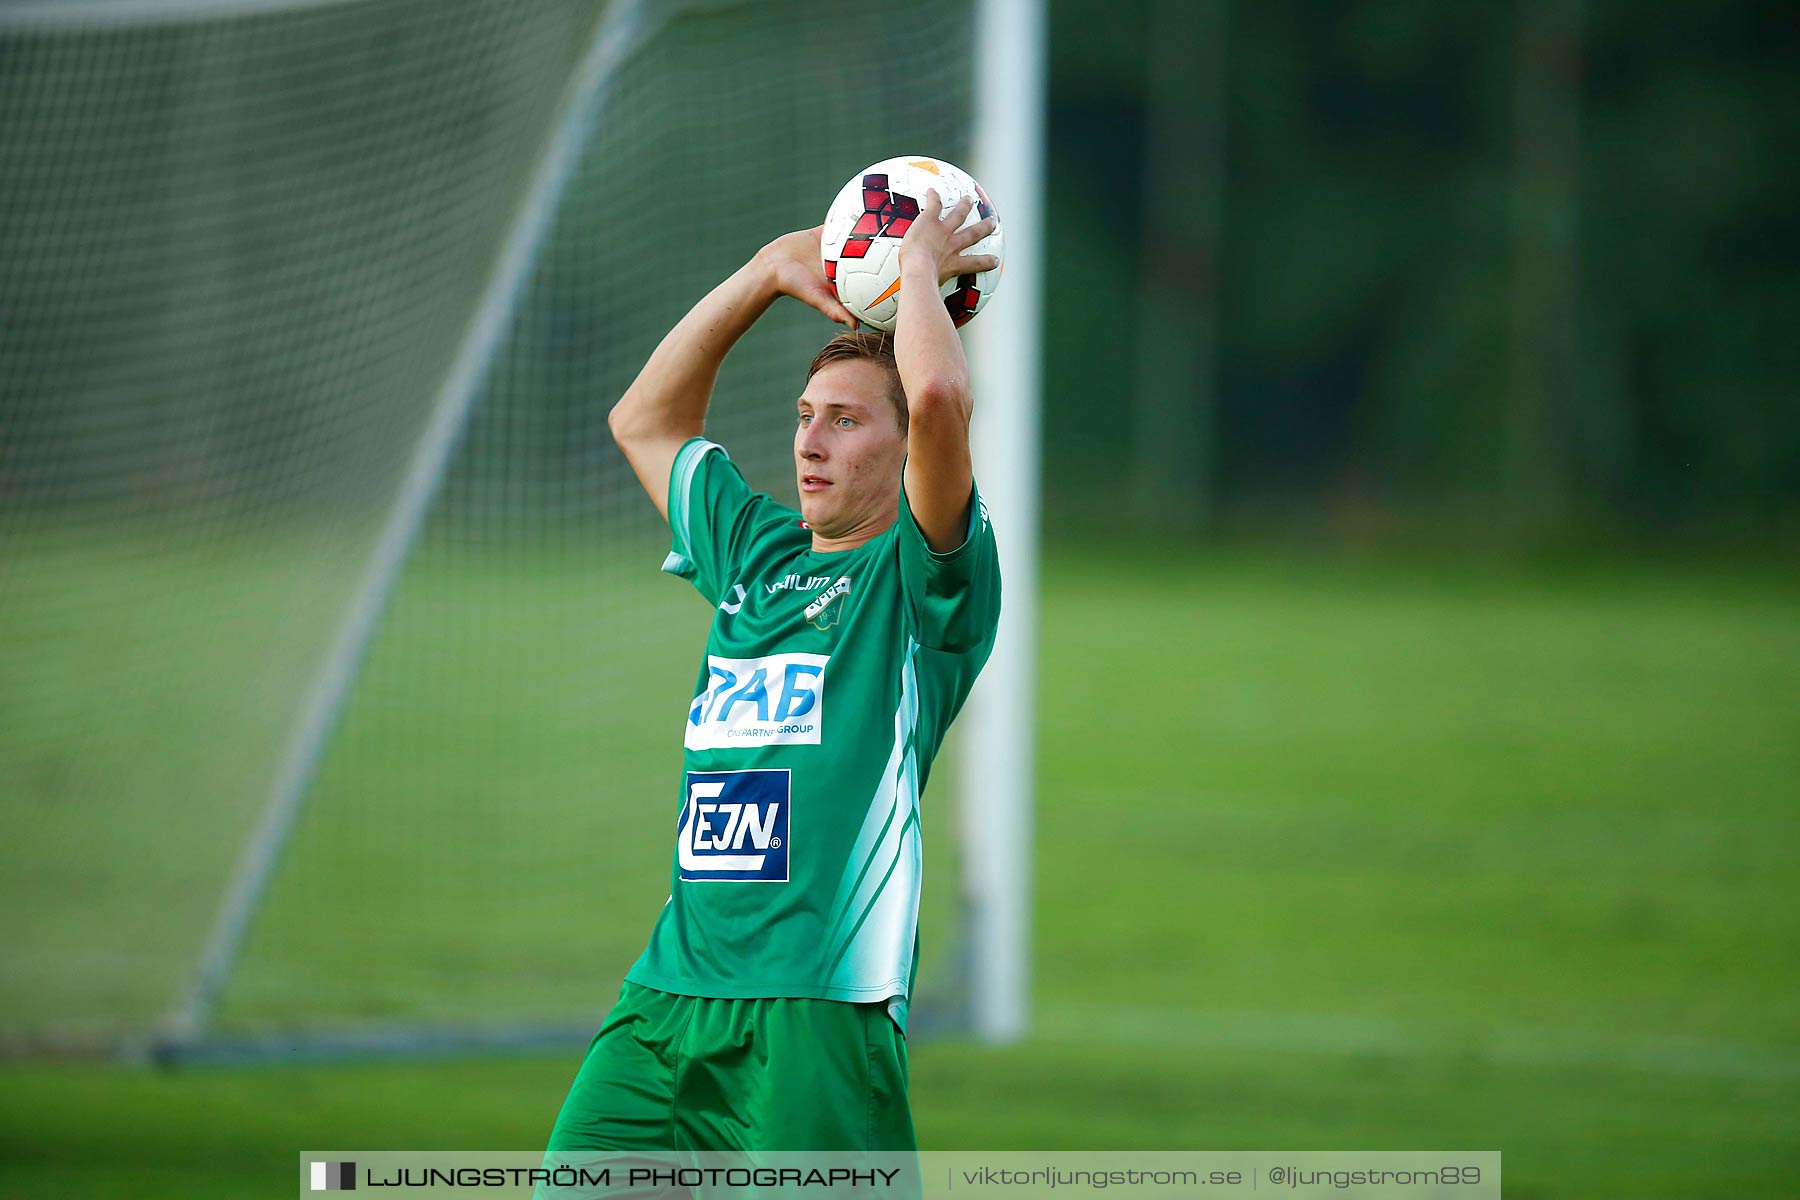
[{"x1": 623, "y1": 437, "x2": 1001, "y2": 1031}]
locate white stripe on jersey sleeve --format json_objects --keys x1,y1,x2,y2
[{"x1": 661, "y1": 438, "x2": 726, "y2": 578}]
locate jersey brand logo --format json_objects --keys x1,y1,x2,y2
[
  {"x1": 677, "y1": 769, "x2": 789, "y2": 882},
  {"x1": 686, "y1": 652, "x2": 828, "y2": 749},
  {"x1": 766, "y1": 572, "x2": 832, "y2": 596},
  {"x1": 804, "y1": 575, "x2": 852, "y2": 630}
]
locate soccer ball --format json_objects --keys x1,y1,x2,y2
[{"x1": 820, "y1": 156, "x2": 1003, "y2": 333}]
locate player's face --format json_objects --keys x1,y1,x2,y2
[{"x1": 795, "y1": 360, "x2": 907, "y2": 541}]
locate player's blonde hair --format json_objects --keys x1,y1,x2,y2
[{"x1": 806, "y1": 331, "x2": 908, "y2": 434}]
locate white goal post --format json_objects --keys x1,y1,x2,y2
[{"x1": 963, "y1": 0, "x2": 1046, "y2": 1044}]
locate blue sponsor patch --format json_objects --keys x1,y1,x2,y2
[
  {"x1": 677, "y1": 769, "x2": 790, "y2": 882},
  {"x1": 686, "y1": 653, "x2": 827, "y2": 750}
]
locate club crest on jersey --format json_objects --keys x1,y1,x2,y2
[
  {"x1": 804, "y1": 576, "x2": 853, "y2": 631},
  {"x1": 686, "y1": 652, "x2": 828, "y2": 750},
  {"x1": 678, "y1": 769, "x2": 789, "y2": 882}
]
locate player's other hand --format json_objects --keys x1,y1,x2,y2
[
  {"x1": 757, "y1": 227, "x2": 859, "y2": 328},
  {"x1": 899, "y1": 190, "x2": 998, "y2": 285}
]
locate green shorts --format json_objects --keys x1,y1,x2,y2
[{"x1": 544, "y1": 982, "x2": 916, "y2": 1153}]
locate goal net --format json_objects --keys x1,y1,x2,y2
[{"x1": 0, "y1": 0, "x2": 996, "y2": 1058}]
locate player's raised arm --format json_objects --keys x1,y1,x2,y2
[
  {"x1": 609, "y1": 227, "x2": 857, "y2": 521},
  {"x1": 893, "y1": 192, "x2": 1000, "y2": 551}
]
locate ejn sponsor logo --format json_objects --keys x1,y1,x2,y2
[
  {"x1": 678, "y1": 769, "x2": 791, "y2": 883},
  {"x1": 309, "y1": 1161, "x2": 356, "y2": 1191}
]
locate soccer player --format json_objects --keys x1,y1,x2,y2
[{"x1": 541, "y1": 190, "x2": 1002, "y2": 1156}]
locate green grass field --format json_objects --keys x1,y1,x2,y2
[{"x1": 3, "y1": 540, "x2": 1797, "y2": 1197}]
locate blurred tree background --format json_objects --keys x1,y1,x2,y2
[
  {"x1": 1044, "y1": 0, "x2": 1796, "y2": 545},
  {"x1": 4, "y1": 0, "x2": 1791, "y2": 549}
]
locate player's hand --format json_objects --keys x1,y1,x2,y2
[
  {"x1": 898, "y1": 191, "x2": 998, "y2": 285},
  {"x1": 755, "y1": 226, "x2": 859, "y2": 328}
]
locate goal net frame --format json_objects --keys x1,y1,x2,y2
[{"x1": 0, "y1": 0, "x2": 1041, "y2": 1064}]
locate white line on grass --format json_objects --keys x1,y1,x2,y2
[{"x1": 1040, "y1": 1004, "x2": 1800, "y2": 1083}]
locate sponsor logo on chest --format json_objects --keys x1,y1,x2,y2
[
  {"x1": 686, "y1": 652, "x2": 828, "y2": 750},
  {"x1": 678, "y1": 768, "x2": 789, "y2": 882}
]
